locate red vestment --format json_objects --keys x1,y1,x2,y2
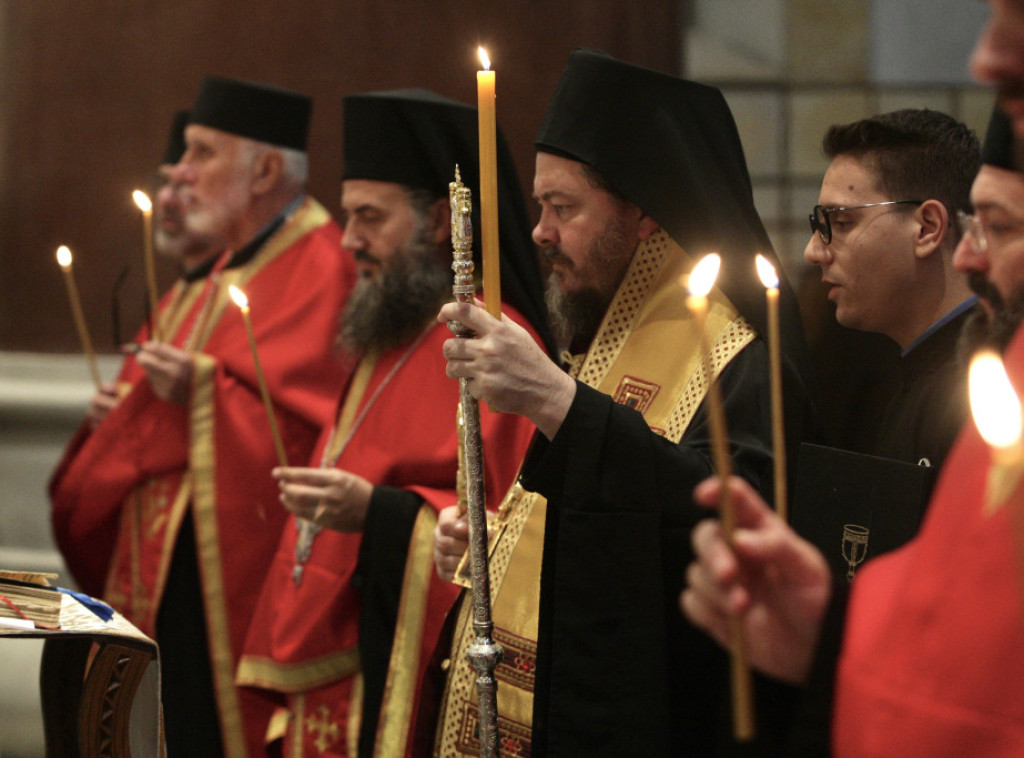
[
  {"x1": 834, "y1": 327, "x2": 1024, "y2": 756},
  {"x1": 237, "y1": 314, "x2": 538, "y2": 758},
  {"x1": 49, "y1": 197, "x2": 356, "y2": 758}
]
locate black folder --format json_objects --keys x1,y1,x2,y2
[{"x1": 790, "y1": 443, "x2": 937, "y2": 582}]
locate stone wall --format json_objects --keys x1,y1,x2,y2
[{"x1": 686, "y1": 0, "x2": 994, "y2": 279}]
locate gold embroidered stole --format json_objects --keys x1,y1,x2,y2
[
  {"x1": 434, "y1": 229, "x2": 756, "y2": 755},
  {"x1": 233, "y1": 350, "x2": 378, "y2": 695},
  {"x1": 110, "y1": 196, "x2": 335, "y2": 621},
  {"x1": 370, "y1": 505, "x2": 439, "y2": 756},
  {"x1": 187, "y1": 197, "x2": 335, "y2": 758}
]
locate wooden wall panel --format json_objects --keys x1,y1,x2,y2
[{"x1": 0, "y1": 1, "x2": 682, "y2": 352}]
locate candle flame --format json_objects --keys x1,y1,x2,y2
[
  {"x1": 56, "y1": 245, "x2": 72, "y2": 269},
  {"x1": 687, "y1": 254, "x2": 721, "y2": 298},
  {"x1": 970, "y1": 350, "x2": 1023, "y2": 449},
  {"x1": 478, "y1": 46, "x2": 491, "y2": 71},
  {"x1": 755, "y1": 254, "x2": 779, "y2": 290},
  {"x1": 132, "y1": 189, "x2": 152, "y2": 213},
  {"x1": 228, "y1": 284, "x2": 249, "y2": 310}
]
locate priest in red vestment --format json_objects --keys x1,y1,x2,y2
[
  {"x1": 49, "y1": 78, "x2": 357, "y2": 758},
  {"x1": 235, "y1": 89, "x2": 551, "y2": 758}
]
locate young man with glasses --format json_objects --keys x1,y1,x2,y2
[
  {"x1": 682, "y1": 72, "x2": 1024, "y2": 752},
  {"x1": 804, "y1": 109, "x2": 980, "y2": 472}
]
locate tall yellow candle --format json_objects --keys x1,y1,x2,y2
[
  {"x1": 229, "y1": 285, "x2": 288, "y2": 469},
  {"x1": 56, "y1": 245, "x2": 102, "y2": 390},
  {"x1": 756, "y1": 254, "x2": 787, "y2": 523},
  {"x1": 685, "y1": 253, "x2": 755, "y2": 742},
  {"x1": 133, "y1": 190, "x2": 162, "y2": 341},
  {"x1": 477, "y1": 46, "x2": 501, "y2": 318}
]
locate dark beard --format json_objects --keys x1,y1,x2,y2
[
  {"x1": 957, "y1": 272, "x2": 1024, "y2": 361},
  {"x1": 542, "y1": 214, "x2": 634, "y2": 351},
  {"x1": 545, "y1": 275, "x2": 613, "y2": 353},
  {"x1": 338, "y1": 234, "x2": 450, "y2": 354}
]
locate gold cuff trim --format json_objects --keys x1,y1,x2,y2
[{"x1": 235, "y1": 648, "x2": 361, "y2": 694}]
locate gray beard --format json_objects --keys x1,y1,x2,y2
[
  {"x1": 542, "y1": 214, "x2": 634, "y2": 352},
  {"x1": 338, "y1": 234, "x2": 450, "y2": 354},
  {"x1": 958, "y1": 272, "x2": 1024, "y2": 362}
]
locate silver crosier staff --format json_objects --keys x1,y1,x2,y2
[{"x1": 447, "y1": 167, "x2": 503, "y2": 757}]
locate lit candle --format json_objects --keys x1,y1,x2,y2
[
  {"x1": 133, "y1": 189, "x2": 161, "y2": 342},
  {"x1": 228, "y1": 285, "x2": 288, "y2": 468},
  {"x1": 685, "y1": 252, "x2": 755, "y2": 741},
  {"x1": 756, "y1": 254, "x2": 787, "y2": 522},
  {"x1": 56, "y1": 245, "x2": 102, "y2": 390},
  {"x1": 477, "y1": 46, "x2": 501, "y2": 319},
  {"x1": 969, "y1": 350, "x2": 1024, "y2": 511},
  {"x1": 686, "y1": 254, "x2": 733, "y2": 502}
]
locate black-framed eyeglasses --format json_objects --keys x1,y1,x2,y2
[{"x1": 809, "y1": 200, "x2": 923, "y2": 245}]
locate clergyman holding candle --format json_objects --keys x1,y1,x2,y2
[
  {"x1": 681, "y1": 97, "x2": 1024, "y2": 758},
  {"x1": 49, "y1": 78, "x2": 356, "y2": 757},
  {"x1": 234, "y1": 87, "x2": 550, "y2": 758},
  {"x1": 431, "y1": 50, "x2": 816, "y2": 756}
]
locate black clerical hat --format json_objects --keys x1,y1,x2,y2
[
  {"x1": 536, "y1": 51, "x2": 767, "y2": 257},
  {"x1": 343, "y1": 89, "x2": 479, "y2": 197},
  {"x1": 536, "y1": 50, "x2": 809, "y2": 370},
  {"x1": 342, "y1": 88, "x2": 553, "y2": 353},
  {"x1": 189, "y1": 76, "x2": 311, "y2": 150},
  {"x1": 982, "y1": 106, "x2": 1016, "y2": 170},
  {"x1": 162, "y1": 109, "x2": 189, "y2": 166}
]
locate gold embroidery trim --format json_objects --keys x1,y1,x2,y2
[
  {"x1": 434, "y1": 229, "x2": 760, "y2": 755},
  {"x1": 236, "y1": 648, "x2": 362, "y2": 694},
  {"x1": 190, "y1": 351, "x2": 248, "y2": 758},
  {"x1": 373, "y1": 506, "x2": 439, "y2": 757}
]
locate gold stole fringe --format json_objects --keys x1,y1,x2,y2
[
  {"x1": 187, "y1": 197, "x2": 335, "y2": 758},
  {"x1": 434, "y1": 230, "x2": 756, "y2": 755},
  {"x1": 370, "y1": 506, "x2": 441, "y2": 756}
]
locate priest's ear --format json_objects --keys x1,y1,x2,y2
[
  {"x1": 427, "y1": 196, "x2": 452, "y2": 245},
  {"x1": 913, "y1": 198, "x2": 949, "y2": 260},
  {"x1": 637, "y1": 212, "x2": 660, "y2": 241},
  {"x1": 250, "y1": 147, "x2": 285, "y2": 196}
]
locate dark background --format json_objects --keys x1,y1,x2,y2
[{"x1": 0, "y1": 1, "x2": 683, "y2": 353}]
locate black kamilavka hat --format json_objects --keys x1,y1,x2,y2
[
  {"x1": 536, "y1": 50, "x2": 810, "y2": 360},
  {"x1": 342, "y1": 88, "x2": 553, "y2": 353},
  {"x1": 537, "y1": 52, "x2": 782, "y2": 326},
  {"x1": 162, "y1": 109, "x2": 190, "y2": 166},
  {"x1": 189, "y1": 76, "x2": 311, "y2": 150},
  {"x1": 536, "y1": 50, "x2": 818, "y2": 451},
  {"x1": 982, "y1": 106, "x2": 1016, "y2": 170}
]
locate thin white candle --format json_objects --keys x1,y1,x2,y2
[
  {"x1": 685, "y1": 252, "x2": 755, "y2": 741},
  {"x1": 229, "y1": 285, "x2": 288, "y2": 468},
  {"x1": 755, "y1": 254, "x2": 787, "y2": 523},
  {"x1": 133, "y1": 189, "x2": 161, "y2": 341},
  {"x1": 56, "y1": 245, "x2": 102, "y2": 389}
]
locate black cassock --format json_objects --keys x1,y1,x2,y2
[{"x1": 522, "y1": 339, "x2": 809, "y2": 757}]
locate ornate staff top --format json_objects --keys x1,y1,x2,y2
[{"x1": 450, "y1": 166, "x2": 476, "y2": 308}]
